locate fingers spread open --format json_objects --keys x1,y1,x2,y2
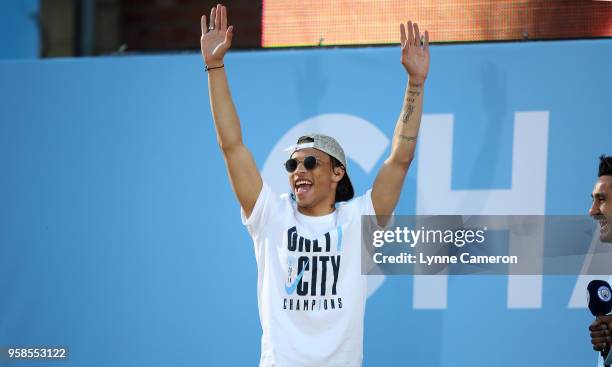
[
  {"x1": 224, "y1": 25, "x2": 233, "y2": 45},
  {"x1": 400, "y1": 23, "x2": 407, "y2": 47},
  {"x1": 215, "y1": 4, "x2": 222, "y2": 30},
  {"x1": 221, "y1": 6, "x2": 227, "y2": 30},
  {"x1": 210, "y1": 7, "x2": 216, "y2": 30},
  {"x1": 413, "y1": 22, "x2": 420, "y2": 47},
  {"x1": 407, "y1": 21, "x2": 414, "y2": 48},
  {"x1": 201, "y1": 15, "x2": 206, "y2": 34},
  {"x1": 424, "y1": 30, "x2": 429, "y2": 50}
]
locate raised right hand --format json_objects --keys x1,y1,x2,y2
[{"x1": 200, "y1": 4, "x2": 233, "y2": 67}]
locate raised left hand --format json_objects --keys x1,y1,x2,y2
[{"x1": 400, "y1": 21, "x2": 430, "y2": 84}]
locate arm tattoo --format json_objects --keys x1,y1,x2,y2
[
  {"x1": 401, "y1": 104, "x2": 415, "y2": 124},
  {"x1": 401, "y1": 83, "x2": 421, "y2": 123},
  {"x1": 407, "y1": 88, "x2": 421, "y2": 102},
  {"x1": 399, "y1": 134, "x2": 417, "y2": 142}
]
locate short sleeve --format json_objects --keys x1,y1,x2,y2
[
  {"x1": 240, "y1": 183, "x2": 275, "y2": 237},
  {"x1": 357, "y1": 190, "x2": 395, "y2": 275},
  {"x1": 360, "y1": 189, "x2": 376, "y2": 216},
  {"x1": 337, "y1": 189, "x2": 379, "y2": 217},
  {"x1": 359, "y1": 188, "x2": 395, "y2": 230}
]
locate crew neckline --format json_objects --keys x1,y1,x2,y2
[{"x1": 294, "y1": 206, "x2": 337, "y2": 224}]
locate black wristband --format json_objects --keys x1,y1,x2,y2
[{"x1": 205, "y1": 64, "x2": 224, "y2": 72}]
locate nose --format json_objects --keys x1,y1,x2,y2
[
  {"x1": 589, "y1": 200, "x2": 600, "y2": 217},
  {"x1": 294, "y1": 161, "x2": 308, "y2": 173}
]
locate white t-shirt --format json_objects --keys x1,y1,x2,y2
[{"x1": 241, "y1": 183, "x2": 376, "y2": 367}]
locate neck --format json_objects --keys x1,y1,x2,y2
[{"x1": 297, "y1": 199, "x2": 336, "y2": 216}]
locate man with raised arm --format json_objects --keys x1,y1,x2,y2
[{"x1": 200, "y1": 4, "x2": 430, "y2": 366}]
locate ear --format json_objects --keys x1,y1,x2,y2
[{"x1": 331, "y1": 166, "x2": 345, "y2": 183}]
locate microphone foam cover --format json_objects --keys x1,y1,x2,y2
[{"x1": 588, "y1": 280, "x2": 612, "y2": 316}]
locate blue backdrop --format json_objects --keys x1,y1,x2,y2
[
  {"x1": 0, "y1": 0, "x2": 39, "y2": 60},
  {"x1": 1, "y1": 39, "x2": 611, "y2": 366}
]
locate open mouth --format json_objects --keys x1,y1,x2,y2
[{"x1": 295, "y1": 179, "x2": 313, "y2": 195}]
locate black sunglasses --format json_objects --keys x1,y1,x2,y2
[{"x1": 284, "y1": 156, "x2": 322, "y2": 173}]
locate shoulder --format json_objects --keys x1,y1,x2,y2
[
  {"x1": 241, "y1": 183, "x2": 294, "y2": 228},
  {"x1": 336, "y1": 189, "x2": 374, "y2": 217}
]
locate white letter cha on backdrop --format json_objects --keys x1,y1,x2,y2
[{"x1": 415, "y1": 112, "x2": 549, "y2": 309}]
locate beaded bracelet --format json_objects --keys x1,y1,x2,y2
[{"x1": 205, "y1": 64, "x2": 224, "y2": 72}]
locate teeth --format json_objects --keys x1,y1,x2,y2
[{"x1": 295, "y1": 180, "x2": 312, "y2": 186}]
